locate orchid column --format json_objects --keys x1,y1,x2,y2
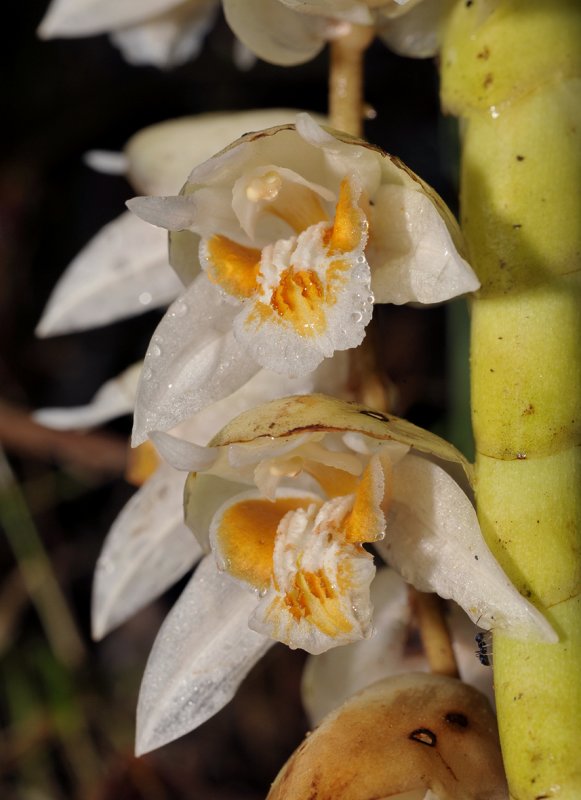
[{"x1": 441, "y1": 1, "x2": 581, "y2": 797}]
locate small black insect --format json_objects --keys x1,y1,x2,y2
[{"x1": 475, "y1": 631, "x2": 493, "y2": 667}]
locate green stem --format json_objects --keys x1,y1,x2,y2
[{"x1": 441, "y1": 1, "x2": 581, "y2": 796}]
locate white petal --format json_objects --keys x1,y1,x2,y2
[
  {"x1": 92, "y1": 463, "x2": 201, "y2": 640},
  {"x1": 36, "y1": 211, "x2": 182, "y2": 336},
  {"x1": 38, "y1": 0, "x2": 186, "y2": 37},
  {"x1": 302, "y1": 568, "x2": 425, "y2": 725},
  {"x1": 84, "y1": 150, "x2": 128, "y2": 175},
  {"x1": 378, "y1": 454, "x2": 557, "y2": 643},
  {"x1": 131, "y1": 276, "x2": 260, "y2": 445},
  {"x1": 368, "y1": 185, "x2": 480, "y2": 304},
  {"x1": 34, "y1": 362, "x2": 141, "y2": 430},
  {"x1": 110, "y1": 1, "x2": 217, "y2": 68},
  {"x1": 135, "y1": 555, "x2": 272, "y2": 755},
  {"x1": 223, "y1": 0, "x2": 326, "y2": 66}
]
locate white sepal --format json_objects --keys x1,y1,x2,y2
[
  {"x1": 36, "y1": 211, "x2": 182, "y2": 336},
  {"x1": 92, "y1": 463, "x2": 201, "y2": 640},
  {"x1": 131, "y1": 275, "x2": 260, "y2": 445},
  {"x1": 378, "y1": 454, "x2": 557, "y2": 643},
  {"x1": 34, "y1": 362, "x2": 141, "y2": 430},
  {"x1": 135, "y1": 555, "x2": 272, "y2": 755}
]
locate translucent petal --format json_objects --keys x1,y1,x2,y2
[
  {"x1": 36, "y1": 211, "x2": 182, "y2": 336},
  {"x1": 91, "y1": 463, "x2": 202, "y2": 640},
  {"x1": 135, "y1": 555, "x2": 272, "y2": 755},
  {"x1": 131, "y1": 276, "x2": 260, "y2": 445},
  {"x1": 110, "y1": 1, "x2": 217, "y2": 68},
  {"x1": 149, "y1": 431, "x2": 219, "y2": 472},
  {"x1": 34, "y1": 362, "x2": 140, "y2": 430},
  {"x1": 368, "y1": 185, "x2": 479, "y2": 304},
  {"x1": 295, "y1": 113, "x2": 383, "y2": 197},
  {"x1": 223, "y1": 0, "x2": 326, "y2": 66},
  {"x1": 38, "y1": 0, "x2": 187, "y2": 37},
  {"x1": 378, "y1": 454, "x2": 557, "y2": 642}
]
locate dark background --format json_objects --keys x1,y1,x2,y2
[{"x1": 1, "y1": 4, "x2": 467, "y2": 797}]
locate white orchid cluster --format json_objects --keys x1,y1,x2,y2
[{"x1": 34, "y1": 1, "x2": 544, "y2": 791}]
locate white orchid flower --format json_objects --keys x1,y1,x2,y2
[
  {"x1": 128, "y1": 114, "x2": 479, "y2": 444},
  {"x1": 38, "y1": 0, "x2": 219, "y2": 68},
  {"x1": 134, "y1": 394, "x2": 554, "y2": 754},
  {"x1": 222, "y1": 0, "x2": 452, "y2": 65},
  {"x1": 37, "y1": 110, "x2": 317, "y2": 337},
  {"x1": 302, "y1": 567, "x2": 495, "y2": 726}
]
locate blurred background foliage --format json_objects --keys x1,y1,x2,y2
[{"x1": 1, "y1": 3, "x2": 470, "y2": 797}]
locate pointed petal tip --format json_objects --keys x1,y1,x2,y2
[{"x1": 126, "y1": 195, "x2": 197, "y2": 231}]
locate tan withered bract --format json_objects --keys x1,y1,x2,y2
[
  {"x1": 268, "y1": 673, "x2": 507, "y2": 800},
  {"x1": 208, "y1": 394, "x2": 474, "y2": 484}
]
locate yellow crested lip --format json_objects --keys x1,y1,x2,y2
[
  {"x1": 201, "y1": 177, "x2": 370, "y2": 351},
  {"x1": 210, "y1": 489, "x2": 322, "y2": 591}
]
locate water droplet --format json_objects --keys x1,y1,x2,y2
[
  {"x1": 139, "y1": 291, "x2": 152, "y2": 306},
  {"x1": 351, "y1": 311, "x2": 363, "y2": 323},
  {"x1": 356, "y1": 255, "x2": 366, "y2": 264},
  {"x1": 142, "y1": 367, "x2": 153, "y2": 381},
  {"x1": 150, "y1": 344, "x2": 161, "y2": 358},
  {"x1": 490, "y1": 105, "x2": 500, "y2": 120},
  {"x1": 366, "y1": 294, "x2": 375, "y2": 304},
  {"x1": 173, "y1": 300, "x2": 188, "y2": 317}
]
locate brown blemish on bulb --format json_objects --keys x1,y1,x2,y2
[
  {"x1": 444, "y1": 711, "x2": 469, "y2": 728},
  {"x1": 409, "y1": 728, "x2": 437, "y2": 747}
]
